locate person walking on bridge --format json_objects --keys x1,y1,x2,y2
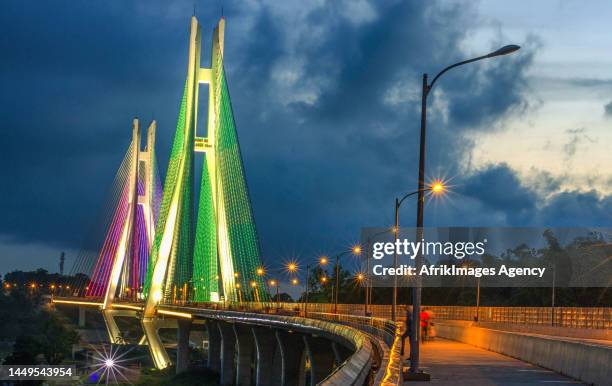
[{"x1": 421, "y1": 307, "x2": 431, "y2": 342}]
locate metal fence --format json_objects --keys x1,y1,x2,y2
[
  {"x1": 179, "y1": 301, "x2": 610, "y2": 330},
  {"x1": 426, "y1": 306, "x2": 611, "y2": 329}
]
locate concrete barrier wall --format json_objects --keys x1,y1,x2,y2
[
  {"x1": 435, "y1": 322, "x2": 612, "y2": 386},
  {"x1": 474, "y1": 321, "x2": 612, "y2": 341}
]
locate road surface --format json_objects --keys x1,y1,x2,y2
[{"x1": 402, "y1": 338, "x2": 585, "y2": 385}]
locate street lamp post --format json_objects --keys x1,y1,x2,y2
[
  {"x1": 269, "y1": 280, "x2": 280, "y2": 308},
  {"x1": 408, "y1": 44, "x2": 520, "y2": 376},
  {"x1": 551, "y1": 262, "x2": 556, "y2": 326},
  {"x1": 356, "y1": 273, "x2": 366, "y2": 313},
  {"x1": 305, "y1": 264, "x2": 311, "y2": 317},
  {"x1": 392, "y1": 187, "x2": 442, "y2": 321},
  {"x1": 365, "y1": 228, "x2": 394, "y2": 316},
  {"x1": 476, "y1": 276, "x2": 481, "y2": 321},
  {"x1": 332, "y1": 246, "x2": 361, "y2": 314}
]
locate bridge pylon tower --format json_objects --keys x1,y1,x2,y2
[
  {"x1": 142, "y1": 15, "x2": 268, "y2": 369},
  {"x1": 85, "y1": 118, "x2": 158, "y2": 344}
]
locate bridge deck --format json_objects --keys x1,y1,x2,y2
[{"x1": 403, "y1": 338, "x2": 585, "y2": 385}]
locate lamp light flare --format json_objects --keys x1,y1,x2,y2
[
  {"x1": 319, "y1": 256, "x2": 328, "y2": 265},
  {"x1": 256, "y1": 267, "x2": 265, "y2": 276},
  {"x1": 89, "y1": 344, "x2": 134, "y2": 385},
  {"x1": 430, "y1": 181, "x2": 445, "y2": 194},
  {"x1": 291, "y1": 278, "x2": 299, "y2": 285},
  {"x1": 287, "y1": 262, "x2": 298, "y2": 273},
  {"x1": 352, "y1": 245, "x2": 362, "y2": 255}
]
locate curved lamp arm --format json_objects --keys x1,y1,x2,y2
[
  {"x1": 397, "y1": 187, "x2": 432, "y2": 208},
  {"x1": 427, "y1": 45, "x2": 520, "y2": 95}
]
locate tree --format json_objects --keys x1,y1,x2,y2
[{"x1": 38, "y1": 313, "x2": 80, "y2": 364}]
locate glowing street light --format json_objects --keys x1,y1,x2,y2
[
  {"x1": 269, "y1": 280, "x2": 280, "y2": 306},
  {"x1": 256, "y1": 267, "x2": 265, "y2": 276},
  {"x1": 431, "y1": 181, "x2": 445, "y2": 194},
  {"x1": 291, "y1": 278, "x2": 298, "y2": 285},
  {"x1": 330, "y1": 246, "x2": 362, "y2": 314},
  {"x1": 235, "y1": 283, "x2": 243, "y2": 303},
  {"x1": 319, "y1": 256, "x2": 328, "y2": 265},
  {"x1": 286, "y1": 262, "x2": 298, "y2": 273}
]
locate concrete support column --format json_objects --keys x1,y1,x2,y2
[
  {"x1": 331, "y1": 341, "x2": 352, "y2": 367},
  {"x1": 251, "y1": 327, "x2": 277, "y2": 386},
  {"x1": 176, "y1": 318, "x2": 192, "y2": 374},
  {"x1": 303, "y1": 335, "x2": 336, "y2": 385},
  {"x1": 233, "y1": 324, "x2": 255, "y2": 386},
  {"x1": 78, "y1": 306, "x2": 86, "y2": 328},
  {"x1": 331, "y1": 342, "x2": 342, "y2": 366},
  {"x1": 275, "y1": 331, "x2": 306, "y2": 386},
  {"x1": 218, "y1": 322, "x2": 236, "y2": 386},
  {"x1": 206, "y1": 320, "x2": 221, "y2": 372}
]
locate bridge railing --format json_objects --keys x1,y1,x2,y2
[
  {"x1": 305, "y1": 311, "x2": 398, "y2": 347},
  {"x1": 425, "y1": 306, "x2": 611, "y2": 329},
  {"x1": 58, "y1": 296, "x2": 611, "y2": 330}
]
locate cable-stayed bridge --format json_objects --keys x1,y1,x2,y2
[{"x1": 51, "y1": 16, "x2": 610, "y2": 386}]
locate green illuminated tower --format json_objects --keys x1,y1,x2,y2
[{"x1": 144, "y1": 16, "x2": 267, "y2": 317}]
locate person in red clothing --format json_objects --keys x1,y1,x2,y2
[{"x1": 420, "y1": 308, "x2": 431, "y2": 342}]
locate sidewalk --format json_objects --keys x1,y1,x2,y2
[{"x1": 402, "y1": 338, "x2": 585, "y2": 385}]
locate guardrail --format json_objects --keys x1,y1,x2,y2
[
  {"x1": 425, "y1": 306, "x2": 611, "y2": 329},
  {"x1": 166, "y1": 301, "x2": 610, "y2": 330},
  {"x1": 56, "y1": 297, "x2": 611, "y2": 330}
]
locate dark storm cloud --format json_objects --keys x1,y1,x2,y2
[
  {"x1": 539, "y1": 190, "x2": 612, "y2": 227},
  {"x1": 447, "y1": 165, "x2": 612, "y2": 227},
  {"x1": 0, "y1": 1, "x2": 196, "y2": 247},
  {"x1": 221, "y1": 1, "x2": 537, "y2": 257},
  {"x1": 3, "y1": 0, "x2": 605, "y2": 273},
  {"x1": 457, "y1": 164, "x2": 537, "y2": 224}
]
